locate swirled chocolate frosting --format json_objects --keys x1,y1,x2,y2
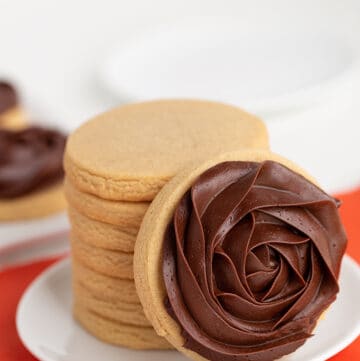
[
  {"x1": 0, "y1": 127, "x2": 66, "y2": 198},
  {"x1": 0, "y1": 81, "x2": 17, "y2": 115},
  {"x1": 163, "y1": 161, "x2": 347, "y2": 361}
]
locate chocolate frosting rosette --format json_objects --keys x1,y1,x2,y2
[
  {"x1": 0, "y1": 126, "x2": 67, "y2": 221},
  {"x1": 134, "y1": 150, "x2": 347, "y2": 361},
  {"x1": 0, "y1": 126, "x2": 66, "y2": 198}
]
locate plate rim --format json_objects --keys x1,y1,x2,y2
[{"x1": 16, "y1": 257, "x2": 72, "y2": 361}]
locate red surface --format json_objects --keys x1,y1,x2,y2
[
  {"x1": 0, "y1": 189, "x2": 359, "y2": 361},
  {"x1": 0, "y1": 257, "x2": 59, "y2": 361}
]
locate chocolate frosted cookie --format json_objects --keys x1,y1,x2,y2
[
  {"x1": 0, "y1": 126, "x2": 67, "y2": 220},
  {"x1": 134, "y1": 149, "x2": 347, "y2": 361},
  {"x1": 0, "y1": 81, "x2": 27, "y2": 129}
]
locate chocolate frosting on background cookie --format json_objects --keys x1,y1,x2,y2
[
  {"x1": 0, "y1": 81, "x2": 17, "y2": 114},
  {"x1": 0, "y1": 127, "x2": 66, "y2": 198},
  {"x1": 163, "y1": 161, "x2": 347, "y2": 361}
]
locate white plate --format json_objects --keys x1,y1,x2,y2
[
  {"x1": 17, "y1": 256, "x2": 360, "y2": 361},
  {"x1": 0, "y1": 212, "x2": 69, "y2": 253},
  {"x1": 100, "y1": 16, "x2": 359, "y2": 115},
  {"x1": 99, "y1": 16, "x2": 360, "y2": 194}
]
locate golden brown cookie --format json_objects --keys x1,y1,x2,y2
[
  {"x1": 0, "y1": 107, "x2": 27, "y2": 129},
  {"x1": 71, "y1": 236, "x2": 133, "y2": 279},
  {"x1": 64, "y1": 178, "x2": 149, "y2": 228},
  {"x1": 64, "y1": 100, "x2": 269, "y2": 202},
  {"x1": 134, "y1": 149, "x2": 347, "y2": 361},
  {"x1": 73, "y1": 302, "x2": 172, "y2": 349},
  {"x1": 72, "y1": 259, "x2": 140, "y2": 304},
  {"x1": 68, "y1": 206, "x2": 137, "y2": 253},
  {"x1": 73, "y1": 280, "x2": 150, "y2": 327},
  {"x1": 0, "y1": 81, "x2": 27, "y2": 129},
  {"x1": 0, "y1": 183, "x2": 66, "y2": 221}
]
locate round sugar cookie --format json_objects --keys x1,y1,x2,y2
[
  {"x1": 71, "y1": 236, "x2": 133, "y2": 279},
  {"x1": 64, "y1": 99, "x2": 269, "y2": 201},
  {"x1": 73, "y1": 280, "x2": 150, "y2": 327},
  {"x1": 0, "y1": 183, "x2": 66, "y2": 221},
  {"x1": 64, "y1": 178, "x2": 149, "y2": 228},
  {"x1": 68, "y1": 206, "x2": 137, "y2": 253},
  {"x1": 73, "y1": 303, "x2": 172, "y2": 350},
  {"x1": 72, "y1": 258, "x2": 140, "y2": 304},
  {"x1": 134, "y1": 149, "x2": 347, "y2": 361}
]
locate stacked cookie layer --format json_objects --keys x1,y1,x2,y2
[
  {"x1": 65, "y1": 184, "x2": 168, "y2": 348},
  {"x1": 64, "y1": 100, "x2": 269, "y2": 349}
]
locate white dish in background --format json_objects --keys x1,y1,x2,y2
[
  {"x1": 0, "y1": 212, "x2": 69, "y2": 253},
  {"x1": 17, "y1": 256, "x2": 360, "y2": 361},
  {"x1": 99, "y1": 15, "x2": 360, "y2": 194},
  {"x1": 100, "y1": 16, "x2": 358, "y2": 115}
]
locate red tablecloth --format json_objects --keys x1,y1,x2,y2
[{"x1": 0, "y1": 188, "x2": 359, "y2": 361}]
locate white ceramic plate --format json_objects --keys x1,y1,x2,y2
[
  {"x1": 17, "y1": 256, "x2": 360, "y2": 361},
  {"x1": 100, "y1": 16, "x2": 358, "y2": 115},
  {"x1": 99, "y1": 16, "x2": 360, "y2": 194},
  {"x1": 0, "y1": 212, "x2": 69, "y2": 253}
]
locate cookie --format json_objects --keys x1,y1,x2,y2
[
  {"x1": 72, "y1": 259, "x2": 140, "y2": 304},
  {"x1": 73, "y1": 302, "x2": 172, "y2": 349},
  {"x1": 64, "y1": 99, "x2": 269, "y2": 202},
  {"x1": 0, "y1": 107, "x2": 27, "y2": 129},
  {"x1": 68, "y1": 206, "x2": 137, "y2": 253},
  {"x1": 0, "y1": 81, "x2": 27, "y2": 129},
  {"x1": 0, "y1": 126, "x2": 67, "y2": 221},
  {"x1": 71, "y1": 236, "x2": 133, "y2": 279},
  {"x1": 134, "y1": 149, "x2": 347, "y2": 361},
  {"x1": 64, "y1": 178, "x2": 149, "y2": 228},
  {"x1": 0, "y1": 182, "x2": 66, "y2": 221},
  {"x1": 73, "y1": 280, "x2": 150, "y2": 327}
]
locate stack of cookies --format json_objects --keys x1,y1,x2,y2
[
  {"x1": 64, "y1": 184, "x2": 164, "y2": 349},
  {"x1": 64, "y1": 100, "x2": 269, "y2": 349}
]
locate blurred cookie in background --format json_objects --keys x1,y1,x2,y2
[
  {"x1": 0, "y1": 80, "x2": 27, "y2": 129},
  {"x1": 0, "y1": 126, "x2": 67, "y2": 220}
]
